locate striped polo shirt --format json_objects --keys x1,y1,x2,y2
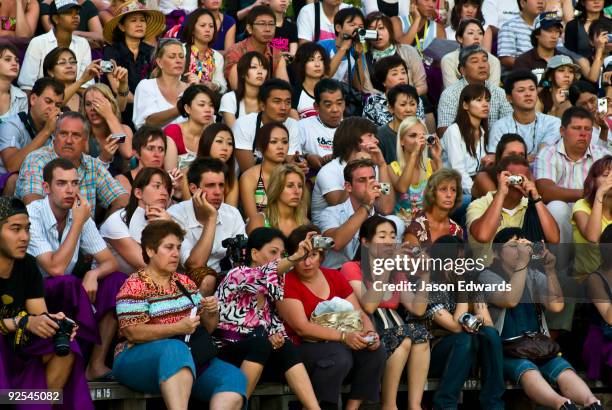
[{"x1": 497, "y1": 16, "x2": 533, "y2": 58}]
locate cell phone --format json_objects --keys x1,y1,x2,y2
[
  {"x1": 598, "y1": 97, "x2": 608, "y2": 114},
  {"x1": 184, "y1": 306, "x2": 198, "y2": 343},
  {"x1": 112, "y1": 133, "x2": 126, "y2": 143}
]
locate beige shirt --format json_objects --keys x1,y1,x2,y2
[{"x1": 441, "y1": 49, "x2": 502, "y2": 88}]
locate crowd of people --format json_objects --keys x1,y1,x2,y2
[{"x1": 2, "y1": 0, "x2": 612, "y2": 409}]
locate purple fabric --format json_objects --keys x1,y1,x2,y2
[
  {"x1": 424, "y1": 64, "x2": 443, "y2": 107},
  {"x1": 0, "y1": 171, "x2": 16, "y2": 192},
  {"x1": 583, "y1": 324, "x2": 612, "y2": 381},
  {"x1": 0, "y1": 334, "x2": 94, "y2": 410},
  {"x1": 94, "y1": 271, "x2": 128, "y2": 321},
  {"x1": 165, "y1": 10, "x2": 187, "y2": 33},
  {"x1": 44, "y1": 276, "x2": 100, "y2": 345}
]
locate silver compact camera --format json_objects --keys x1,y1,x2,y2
[
  {"x1": 379, "y1": 182, "x2": 390, "y2": 195},
  {"x1": 356, "y1": 28, "x2": 378, "y2": 42},
  {"x1": 363, "y1": 334, "x2": 376, "y2": 345},
  {"x1": 531, "y1": 241, "x2": 545, "y2": 260},
  {"x1": 508, "y1": 175, "x2": 524, "y2": 185},
  {"x1": 312, "y1": 235, "x2": 334, "y2": 249},
  {"x1": 100, "y1": 60, "x2": 114, "y2": 73},
  {"x1": 459, "y1": 313, "x2": 483, "y2": 332}
]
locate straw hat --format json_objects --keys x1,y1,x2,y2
[{"x1": 103, "y1": 0, "x2": 165, "y2": 44}]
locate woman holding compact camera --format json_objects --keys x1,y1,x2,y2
[
  {"x1": 214, "y1": 227, "x2": 320, "y2": 407},
  {"x1": 113, "y1": 220, "x2": 246, "y2": 410},
  {"x1": 388, "y1": 116, "x2": 442, "y2": 224},
  {"x1": 479, "y1": 227, "x2": 604, "y2": 410},
  {"x1": 277, "y1": 225, "x2": 387, "y2": 410},
  {"x1": 425, "y1": 235, "x2": 505, "y2": 410},
  {"x1": 537, "y1": 55, "x2": 580, "y2": 117},
  {"x1": 246, "y1": 164, "x2": 310, "y2": 237}
]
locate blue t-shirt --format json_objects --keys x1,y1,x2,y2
[{"x1": 318, "y1": 39, "x2": 356, "y2": 82}]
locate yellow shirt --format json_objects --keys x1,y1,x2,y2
[
  {"x1": 466, "y1": 191, "x2": 529, "y2": 263},
  {"x1": 571, "y1": 199, "x2": 612, "y2": 280}
]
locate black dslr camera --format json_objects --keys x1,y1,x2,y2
[
  {"x1": 52, "y1": 317, "x2": 75, "y2": 356},
  {"x1": 220, "y1": 234, "x2": 249, "y2": 272}
]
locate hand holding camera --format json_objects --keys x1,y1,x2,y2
[{"x1": 458, "y1": 312, "x2": 483, "y2": 333}]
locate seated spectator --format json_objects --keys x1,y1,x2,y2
[
  {"x1": 311, "y1": 117, "x2": 394, "y2": 222},
  {"x1": 100, "y1": 167, "x2": 173, "y2": 274},
  {"x1": 441, "y1": 83, "x2": 493, "y2": 196},
  {"x1": 363, "y1": 12, "x2": 427, "y2": 98},
  {"x1": 269, "y1": 0, "x2": 298, "y2": 57},
  {"x1": 16, "y1": 111, "x2": 128, "y2": 213},
  {"x1": 425, "y1": 235, "x2": 505, "y2": 410},
  {"x1": 102, "y1": 0, "x2": 164, "y2": 127},
  {"x1": 224, "y1": 6, "x2": 289, "y2": 90},
  {"x1": 569, "y1": 80, "x2": 611, "y2": 148},
  {"x1": 535, "y1": 107, "x2": 609, "y2": 244},
  {"x1": 168, "y1": 158, "x2": 245, "y2": 291},
  {"x1": 291, "y1": 42, "x2": 329, "y2": 119},
  {"x1": 480, "y1": 227, "x2": 604, "y2": 410},
  {"x1": 472, "y1": 133, "x2": 528, "y2": 199},
  {"x1": 27, "y1": 158, "x2": 125, "y2": 382},
  {"x1": 482, "y1": 0, "x2": 519, "y2": 30},
  {"x1": 585, "y1": 19, "x2": 612, "y2": 83},
  {"x1": 514, "y1": 11, "x2": 564, "y2": 79},
  {"x1": 0, "y1": 78, "x2": 64, "y2": 196},
  {"x1": 233, "y1": 78, "x2": 303, "y2": 173},
  {"x1": 277, "y1": 224, "x2": 387, "y2": 409},
  {"x1": 181, "y1": 9, "x2": 227, "y2": 94},
  {"x1": 197, "y1": 123, "x2": 239, "y2": 207},
  {"x1": 404, "y1": 168, "x2": 464, "y2": 247},
  {"x1": 240, "y1": 122, "x2": 290, "y2": 221},
  {"x1": 467, "y1": 155, "x2": 560, "y2": 252},
  {"x1": 214, "y1": 227, "x2": 319, "y2": 405},
  {"x1": 113, "y1": 219, "x2": 246, "y2": 409},
  {"x1": 0, "y1": 197, "x2": 93, "y2": 410},
  {"x1": 19, "y1": 0, "x2": 91, "y2": 91},
  {"x1": 83, "y1": 84, "x2": 133, "y2": 170},
  {"x1": 584, "y1": 225, "x2": 612, "y2": 386},
  {"x1": 446, "y1": 0, "x2": 494, "y2": 51},
  {"x1": 441, "y1": 18, "x2": 502, "y2": 88},
  {"x1": 296, "y1": 0, "x2": 349, "y2": 44},
  {"x1": 377, "y1": 84, "x2": 419, "y2": 164},
  {"x1": 133, "y1": 39, "x2": 189, "y2": 129},
  {"x1": 43, "y1": 48, "x2": 101, "y2": 112},
  {"x1": 116, "y1": 126, "x2": 172, "y2": 194},
  {"x1": 497, "y1": 0, "x2": 545, "y2": 70},
  {"x1": 395, "y1": 0, "x2": 446, "y2": 48},
  {"x1": 164, "y1": 84, "x2": 216, "y2": 171},
  {"x1": 41, "y1": 0, "x2": 105, "y2": 49},
  {"x1": 488, "y1": 70, "x2": 561, "y2": 160},
  {"x1": 389, "y1": 116, "x2": 442, "y2": 223},
  {"x1": 318, "y1": 8, "x2": 367, "y2": 88},
  {"x1": 362, "y1": 0, "x2": 410, "y2": 17},
  {"x1": 537, "y1": 55, "x2": 580, "y2": 118},
  {"x1": 299, "y1": 78, "x2": 344, "y2": 170},
  {"x1": 247, "y1": 164, "x2": 309, "y2": 236},
  {"x1": 0, "y1": 45, "x2": 27, "y2": 120},
  {"x1": 219, "y1": 51, "x2": 268, "y2": 128},
  {"x1": 364, "y1": 55, "x2": 426, "y2": 127},
  {"x1": 437, "y1": 45, "x2": 513, "y2": 138},
  {"x1": 0, "y1": 0, "x2": 39, "y2": 38},
  {"x1": 315, "y1": 158, "x2": 399, "y2": 269},
  {"x1": 572, "y1": 156, "x2": 612, "y2": 280},
  {"x1": 565, "y1": 0, "x2": 612, "y2": 59},
  {"x1": 200, "y1": 0, "x2": 236, "y2": 51},
  {"x1": 341, "y1": 215, "x2": 430, "y2": 410}
]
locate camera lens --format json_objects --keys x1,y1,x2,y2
[{"x1": 53, "y1": 319, "x2": 74, "y2": 357}]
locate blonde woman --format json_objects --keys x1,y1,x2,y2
[
  {"x1": 83, "y1": 83, "x2": 133, "y2": 166},
  {"x1": 388, "y1": 116, "x2": 442, "y2": 224},
  {"x1": 246, "y1": 163, "x2": 309, "y2": 237},
  {"x1": 132, "y1": 38, "x2": 191, "y2": 129}
]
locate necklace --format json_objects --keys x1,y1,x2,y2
[{"x1": 513, "y1": 113, "x2": 538, "y2": 154}]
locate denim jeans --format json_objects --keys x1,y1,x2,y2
[{"x1": 429, "y1": 327, "x2": 505, "y2": 410}]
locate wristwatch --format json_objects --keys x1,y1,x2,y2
[
  {"x1": 117, "y1": 89, "x2": 129, "y2": 97},
  {"x1": 361, "y1": 203, "x2": 372, "y2": 214},
  {"x1": 530, "y1": 195, "x2": 543, "y2": 204}
]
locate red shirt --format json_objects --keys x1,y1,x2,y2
[
  {"x1": 283, "y1": 267, "x2": 353, "y2": 345},
  {"x1": 164, "y1": 124, "x2": 187, "y2": 155},
  {"x1": 340, "y1": 261, "x2": 409, "y2": 310}
]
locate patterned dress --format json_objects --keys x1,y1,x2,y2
[{"x1": 406, "y1": 210, "x2": 464, "y2": 248}]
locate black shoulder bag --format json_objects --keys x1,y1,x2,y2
[
  {"x1": 314, "y1": 0, "x2": 321, "y2": 42},
  {"x1": 341, "y1": 50, "x2": 364, "y2": 117}
]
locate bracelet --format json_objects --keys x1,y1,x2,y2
[
  {"x1": 117, "y1": 90, "x2": 129, "y2": 97},
  {"x1": 514, "y1": 264, "x2": 529, "y2": 272},
  {"x1": 0, "y1": 318, "x2": 9, "y2": 335},
  {"x1": 360, "y1": 203, "x2": 372, "y2": 214},
  {"x1": 340, "y1": 331, "x2": 347, "y2": 344}
]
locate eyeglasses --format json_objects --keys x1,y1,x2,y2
[
  {"x1": 56, "y1": 59, "x2": 78, "y2": 66},
  {"x1": 252, "y1": 21, "x2": 276, "y2": 28}
]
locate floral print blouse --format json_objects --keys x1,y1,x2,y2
[{"x1": 406, "y1": 210, "x2": 463, "y2": 248}]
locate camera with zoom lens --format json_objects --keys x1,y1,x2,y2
[
  {"x1": 458, "y1": 312, "x2": 483, "y2": 332},
  {"x1": 220, "y1": 234, "x2": 249, "y2": 272},
  {"x1": 312, "y1": 235, "x2": 334, "y2": 249},
  {"x1": 52, "y1": 318, "x2": 76, "y2": 356}
]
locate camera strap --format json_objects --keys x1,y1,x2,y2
[
  {"x1": 18, "y1": 112, "x2": 37, "y2": 140},
  {"x1": 253, "y1": 112, "x2": 263, "y2": 151},
  {"x1": 314, "y1": 1, "x2": 320, "y2": 42},
  {"x1": 175, "y1": 279, "x2": 196, "y2": 306}
]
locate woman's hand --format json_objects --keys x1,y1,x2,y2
[
  {"x1": 429, "y1": 135, "x2": 442, "y2": 160},
  {"x1": 268, "y1": 332, "x2": 285, "y2": 350},
  {"x1": 344, "y1": 331, "x2": 368, "y2": 350},
  {"x1": 595, "y1": 31, "x2": 608, "y2": 51},
  {"x1": 362, "y1": 141, "x2": 386, "y2": 167},
  {"x1": 185, "y1": 73, "x2": 200, "y2": 85},
  {"x1": 92, "y1": 95, "x2": 116, "y2": 121},
  {"x1": 175, "y1": 315, "x2": 200, "y2": 335},
  {"x1": 79, "y1": 60, "x2": 102, "y2": 85},
  {"x1": 145, "y1": 205, "x2": 172, "y2": 221},
  {"x1": 290, "y1": 231, "x2": 316, "y2": 262},
  {"x1": 596, "y1": 175, "x2": 612, "y2": 203},
  {"x1": 552, "y1": 87, "x2": 569, "y2": 107},
  {"x1": 99, "y1": 135, "x2": 120, "y2": 163},
  {"x1": 201, "y1": 296, "x2": 219, "y2": 315},
  {"x1": 363, "y1": 330, "x2": 381, "y2": 351},
  {"x1": 168, "y1": 168, "x2": 184, "y2": 196},
  {"x1": 108, "y1": 60, "x2": 129, "y2": 90},
  {"x1": 410, "y1": 2, "x2": 422, "y2": 22},
  {"x1": 479, "y1": 154, "x2": 495, "y2": 169},
  {"x1": 461, "y1": 314, "x2": 483, "y2": 334}
]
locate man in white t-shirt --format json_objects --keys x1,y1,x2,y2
[
  {"x1": 482, "y1": 0, "x2": 520, "y2": 29},
  {"x1": 311, "y1": 117, "x2": 395, "y2": 222},
  {"x1": 233, "y1": 78, "x2": 305, "y2": 173},
  {"x1": 299, "y1": 78, "x2": 345, "y2": 170},
  {"x1": 297, "y1": 0, "x2": 349, "y2": 44},
  {"x1": 168, "y1": 158, "x2": 246, "y2": 295}
]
